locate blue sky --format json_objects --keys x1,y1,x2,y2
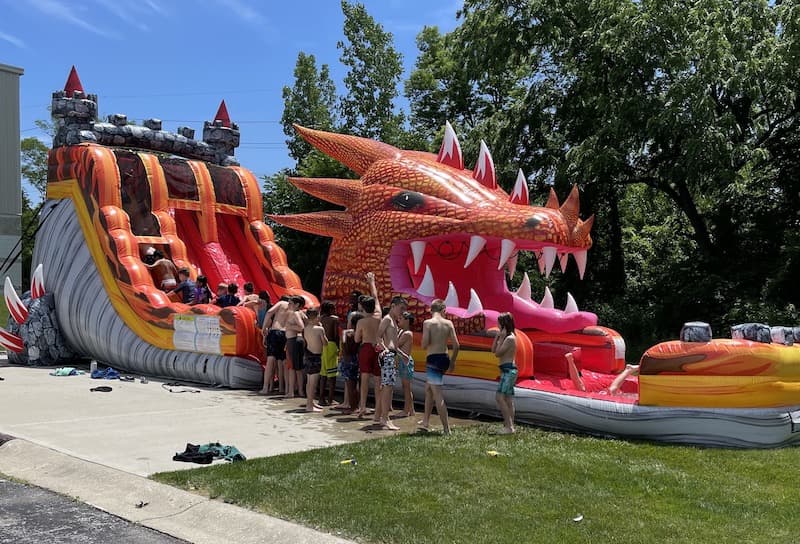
[{"x1": 1, "y1": 0, "x2": 462, "y2": 197}]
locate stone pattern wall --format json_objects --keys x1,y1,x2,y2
[
  {"x1": 51, "y1": 90, "x2": 240, "y2": 166},
  {"x1": 6, "y1": 292, "x2": 78, "y2": 366}
]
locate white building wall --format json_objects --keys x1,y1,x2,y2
[{"x1": 0, "y1": 63, "x2": 23, "y2": 290}]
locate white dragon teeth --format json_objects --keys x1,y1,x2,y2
[
  {"x1": 558, "y1": 252, "x2": 569, "y2": 273},
  {"x1": 467, "y1": 288, "x2": 484, "y2": 314},
  {"x1": 444, "y1": 281, "x2": 459, "y2": 308},
  {"x1": 542, "y1": 246, "x2": 557, "y2": 278},
  {"x1": 463, "y1": 235, "x2": 487, "y2": 268},
  {"x1": 506, "y1": 253, "x2": 518, "y2": 278},
  {"x1": 574, "y1": 249, "x2": 588, "y2": 280},
  {"x1": 418, "y1": 265, "x2": 436, "y2": 297},
  {"x1": 540, "y1": 286, "x2": 554, "y2": 309},
  {"x1": 410, "y1": 241, "x2": 426, "y2": 274},
  {"x1": 564, "y1": 292, "x2": 579, "y2": 314},
  {"x1": 497, "y1": 239, "x2": 516, "y2": 271},
  {"x1": 515, "y1": 272, "x2": 532, "y2": 301}
]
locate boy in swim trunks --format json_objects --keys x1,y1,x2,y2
[
  {"x1": 354, "y1": 272, "x2": 382, "y2": 418},
  {"x1": 303, "y1": 308, "x2": 326, "y2": 412},
  {"x1": 375, "y1": 296, "x2": 408, "y2": 430},
  {"x1": 285, "y1": 295, "x2": 307, "y2": 398},
  {"x1": 397, "y1": 311, "x2": 415, "y2": 417},
  {"x1": 336, "y1": 312, "x2": 363, "y2": 413},
  {"x1": 491, "y1": 312, "x2": 518, "y2": 434},
  {"x1": 319, "y1": 301, "x2": 340, "y2": 406},
  {"x1": 260, "y1": 295, "x2": 290, "y2": 394},
  {"x1": 420, "y1": 299, "x2": 459, "y2": 434}
]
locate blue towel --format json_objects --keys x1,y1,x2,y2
[{"x1": 91, "y1": 367, "x2": 120, "y2": 380}]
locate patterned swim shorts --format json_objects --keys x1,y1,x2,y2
[{"x1": 379, "y1": 350, "x2": 397, "y2": 387}]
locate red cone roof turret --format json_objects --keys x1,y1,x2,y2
[
  {"x1": 214, "y1": 100, "x2": 231, "y2": 128},
  {"x1": 64, "y1": 65, "x2": 84, "y2": 95}
]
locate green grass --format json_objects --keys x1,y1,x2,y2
[{"x1": 152, "y1": 425, "x2": 800, "y2": 543}]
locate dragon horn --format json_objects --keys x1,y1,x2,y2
[
  {"x1": 472, "y1": 140, "x2": 497, "y2": 189},
  {"x1": 0, "y1": 329, "x2": 24, "y2": 353},
  {"x1": 293, "y1": 125, "x2": 399, "y2": 176},
  {"x1": 4, "y1": 277, "x2": 28, "y2": 324},
  {"x1": 268, "y1": 211, "x2": 353, "y2": 239},
  {"x1": 288, "y1": 178, "x2": 362, "y2": 207},
  {"x1": 573, "y1": 214, "x2": 595, "y2": 244},
  {"x1": 31, "y1": 264, "x2": 45, "y2": 299},
  {"x1": 545, "y1": 187, "x2": 559, "y2": 209},
  {"x1": 437, "y1": 121, "x2": 464, "y2": 170},
  {"x1": 559, "y1": 185, "x2": 581, "y2": 232},
  {"x1": 510, "y1": 169, "x2": 529, "y2": 205}
]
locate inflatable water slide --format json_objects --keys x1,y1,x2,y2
[{"x1": 3, "y1": 68, "x2": 315, "y2": 387}]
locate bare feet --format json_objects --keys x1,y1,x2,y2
[
  {"x1": 305, "y1": 405, "x2": 323, "y2": 412},
  {"x1": 417, "y1": 420, "x2": 430, "y2": 430},
  {"x1": 354, "y1": 410, "x2": 367, "y2": 419},
  {"x1": 498, "y1": 427, "x2": 515, "y2": 435},
  {"x1": 381, "y1": 421, "x2": 400, "y2": 431}
]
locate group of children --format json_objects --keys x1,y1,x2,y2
[{"x1": 256, "y1": 272, "x2": 522, "y2": 435}]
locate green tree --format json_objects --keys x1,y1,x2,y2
[
  {"x1": 20, "y1": 136, "x2": 48, "y2": 201},
  {"x1": 338, "y1": 0, "x2": 405, "y2": 145}
]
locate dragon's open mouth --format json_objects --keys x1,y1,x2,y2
[{"x1": 390, "y1": 235, "x2": 597, "y2": 333}]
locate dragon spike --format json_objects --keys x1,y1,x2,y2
[
  {"x1": 472, "y1": 140, "x2": 497, "y2": 189},
  {"x1": 444, "y1": 281, "x2": 459, "y2": 308},
  {"x1": 540, "y1": 286, "x2": 554, "y2": 309},
  {"x1": 437, "y1": 121, "x2": 464, "y2": 170},
  {"x1": 267, "y1": 211, "x2": 353, "y2": 239},
  {"x1": 0, "y1": 329, "x2": 24, "y2": 353},
  {"x1": 560, "y1": 185, "x2": 581, "y2": 232},
  {"x1": 293, "y1": 124, "x2": 399, "y2": 176},
  {"x1": 564, "y1": 292, "x2": 579, "y2": 314},
  {"x1": 287, "y1": 177, "x2": 362, "y2": 208},
  {"x1": 510, "y1": 169, "x2": 530, "y2": 205},
  {"x1": 31, "y1": 264, "x2": 45, "y2": 299},
  {"x1": 573, "y1": 215, "x2": 595, "y2": 245},
  {"x1": 4, "y1": 277, "x2": 28, "y2": 324},
  {"x1": 515, "y1": 272, "x2": 532, "y2": 300},
  {"x1": 545, "y1": 187, "x2": 560, "y2": 209}
]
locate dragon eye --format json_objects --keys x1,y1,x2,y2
[{"x1": 391, "y1": 191, "x2": 425, "y2": 210}]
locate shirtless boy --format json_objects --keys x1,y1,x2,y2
[
  {"x1": 260, "y1": 295, "x2": 291, "y2": 394},
  {"x1": 354, "y1": 272, "x2": 382, "y2": 418},
  {"x1": 397, "y1": 311, "x2": 415, "y2": 417},
  {"x1": 303, "y1": 308, "x2": 327, "y2": 412},
  {"x1": 420, "y1": 299, "x2": 459, "y2": 434},
  {"x1": 237, "y1": 282, "x2": 260, "y2": 313},
  {"x1": 142, "y1": 247, "x2": 178, "y2": 291},
  {"x1": 285, "y1": 295, "x2": 307, "y2": 398},
  {"x1": 375, "y1": 296, "x2": 408, "y2": 430},
  {"x1": 319, "y1": 301, "x2": 340, "y2": 406}
]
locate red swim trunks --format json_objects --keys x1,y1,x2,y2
[{"x1": 358, "y1": 342, "x2": 380, "y2": 376}]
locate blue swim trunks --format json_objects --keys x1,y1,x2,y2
[
  {"x1": 339, "y1": 354, "x2": 360, "y2": 381},
  {"x1": 398, "y1": 355, "x2": 414, "y2": 381},
  {"x1": 497, "y1": 362, "x2": 518, "y2": 396},
  {"x1": 426, "y1": 353, "x2": 449, "y2": 386}
]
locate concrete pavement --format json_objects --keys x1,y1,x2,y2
[{"x1": 0, "y1": 358, "x2": 462, "y2": 542}]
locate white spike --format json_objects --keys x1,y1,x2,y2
[
  {"x1": 444, "y1": 281, "x2": 459, "y2": 308},
  {"x1": 418, "y1": 265, "x2": 436, "y2": 297},
  {"x1": 497, "y1": 239, "x2": 516, "y2": 270},
  {"x1": 574, "y1": 250, "x2": 588, "y2": 280},
  {"x1": 564, "y1": 292, "x2": 579, "y2": 314},
  {"x1": 466, "y1": 288, "x2": 484, "y2": 314},
  {"x1": 510, "y1": 169, "x2": 530, "y2": 205},
  {"x1": 410, "y1": 241, "x2": 426, "y2": 275},
  {"x1": 558, "y1": 252, "x2": 569, "y2": 273},
  {"x1": 540, "y1": 286, "x2": 554, "y2": 309},
  {"x1": 472, "y1": 140, "x2": 497, "y2": 188},
  {"x1": 464, "y1": 235, "x2": 487, "y2": 268},
  {"x1": 515, "y1": 272, "x2": 532, "y2": 300},
  {"x1": 437, "y1": 121, "x2": 464, "y2": 169},
  {"x1": 4, "y1": 277, "x2": 28, "y2": 324},
  {"x1": 542, "y1": 246, "x2": 557, "y2": 277},
  {"x1": 31, "y1": 264, "x2": 45, "y2": 299},
  {"x1": 506, "y1": 253, "x2": 518, "y2": 278}
]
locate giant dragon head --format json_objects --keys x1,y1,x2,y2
[{"x1": 271, "y1": 123, "x2": 597, "y2": 334}]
